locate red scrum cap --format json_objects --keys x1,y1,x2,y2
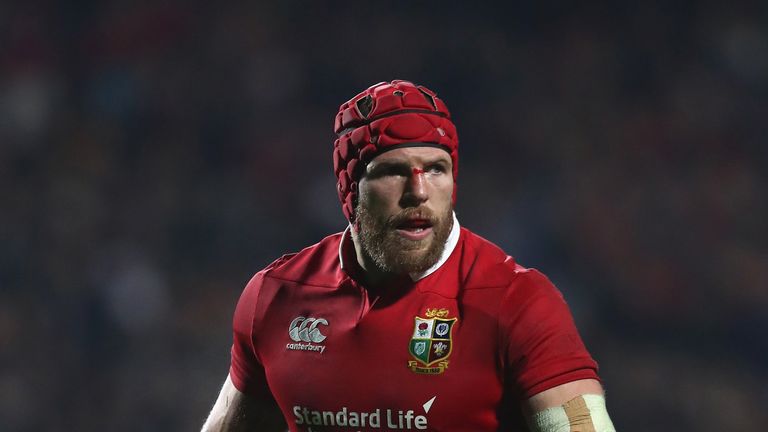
[{"x1": 333, "y1": 80, "x2": 459, "y2": 222}]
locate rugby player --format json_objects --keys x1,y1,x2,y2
[{"x1": 202, "y1": 80, "x2": 616, "y2": 431}]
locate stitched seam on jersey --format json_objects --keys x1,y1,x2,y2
[
  {"x1": 262, "y1": 237, "x2": 344, "y2": 289},
  {"x1": 494, "y1": 284, "x2": 507, "y2": 387},
  {"x1": 249, "y1": 272, "x2": 265, "y2": 365},
  {"x1": 498, "y1": 269, "x2": 534, "y2": 384},
  {"x1": 496, "y1": 263, "x2": 536, "y2": 379},
  {"x1": 261, "y1": 233, "x2": 345, "y2": 288},
  {"x1": 496, "y1": 283, "x2": 506, "y2": 382},
  {"x1": 462, "y1": 283, "x2": 510, "y2": 290},
  {"x1": 460, "y1": 232, "x2": 518, "y2": 290},
  {"x1": 262, "y1": 273, "x2": 339, "y2": 289},
  {"x1": 418, "y1": 289, "x2": 457, "y2": 300},
  {"x1": 522, "y1": 367, "x2": 600, "y2": 400}
]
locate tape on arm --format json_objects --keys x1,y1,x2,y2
[{"x1": 528, "y1": 394, "x2": 616, "y2": 432}]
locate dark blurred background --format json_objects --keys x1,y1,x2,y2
[{"x1": 1, "y1": 1, "x2": 766, "y2": 431}]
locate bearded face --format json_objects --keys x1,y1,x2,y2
[
  {"x1": 353, "y1": 147, "x2": 455, "y2": 276},
  {"x1": 355, "y1": 200, "x2": 453, "y2": 274}
]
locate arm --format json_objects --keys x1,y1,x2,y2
[
  {"x1": 500, "y1": 269, "x2": 615, "y2": 430},
  {"x1": 204, "y1": 271, "x2": 286, "y2": 431},
  {"x1": 201, "y1": 374, "x2": 253, "y2": 432},
  {"x1": 201, "y1": 374, "x2": 284, "y2": 432},
  {"x1": 526, "y1": 378, "x2": 603, "y2": 412},
  {"x1": 524, "y1": 379, "x2": 616, "y2": 432}
]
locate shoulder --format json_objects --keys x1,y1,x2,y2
[
  {"x1": 459, "y1": 228, "x2": 562, "y2": 302},
  {"x1": 256, "y1": 231, "x2": 345, "y2": 288},
  {"x1": 459, "y1": 228, "x2": 531, "y2": 287},
  {"x1": 234, "y1": 232, "x2": 344, "y2": 331}
]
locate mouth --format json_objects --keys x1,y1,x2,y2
[{"x1": 394, "y1": 218, "x2": 434, "y2": 241}]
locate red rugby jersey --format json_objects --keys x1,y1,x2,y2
[{"x1": 230, "y1": 221, "x2": 599, "y2": 431}]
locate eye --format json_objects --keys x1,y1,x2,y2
[
  {"x1": 425, "y1": 163, "x2": 447, "y2": 175},
  {"x1": 367, "y1": 164, "x2": 411, "y2": 179}
]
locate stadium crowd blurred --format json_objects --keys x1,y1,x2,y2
[{"x1": 1, "y1": 1, "x2": 766, "y2": 431}]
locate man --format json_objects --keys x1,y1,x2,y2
[{"x1": 202, "y1": 80, "x2": 616, "y2": 431}]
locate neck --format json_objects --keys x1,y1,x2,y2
[
  {"x1": 349, "y1": 229, "x2": 411, "y2": 289},
  {"x1": 344, "y1": 212, "x2": 459, "y2": 288}
]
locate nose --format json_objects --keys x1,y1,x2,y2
[{"x1": 401, "y1": 167, "x2": 428, "y2": 207}]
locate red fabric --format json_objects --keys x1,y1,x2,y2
[
  {"x1": 230, "y1": 228, "x2": 600, "y2": 431},
  {"x1": 332, "y1": 80, "x2": 459, "y2": 221},
  {"x1": 230, "y1": 273, "x2": 266, "y2": 395}
]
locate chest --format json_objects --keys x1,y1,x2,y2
[{"x1": 255, "y1": 283, "x2": 509, "y2": 431}]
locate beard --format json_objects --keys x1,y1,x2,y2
[{"x1": 355, "y1": 203, "x2": 453, "y2": 275}]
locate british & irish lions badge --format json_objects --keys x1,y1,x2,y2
[{"x1": 407, "y1": 308, "x2": 457, "y2": 375}]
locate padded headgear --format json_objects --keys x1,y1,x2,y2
[{"x1": 333, "y1": 80, "x2": 459, "y2": 222}]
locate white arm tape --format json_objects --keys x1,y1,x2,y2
[{"x1": 529, "y1": 394, "x2": 616, "y2": 432}]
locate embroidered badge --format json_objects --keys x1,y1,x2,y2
[
  {"x1": 425, "y1": 308, "x2": 449, "y2": 318},
  {"x1": 407, "y1": 309, "x2": 457, "y2": 375}
]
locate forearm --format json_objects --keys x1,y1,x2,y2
[
  {"x1": 202, "y1": 375, "x2": 283, "y2": 432},
  {"x1": 202, "y1": 376, "x2": 248, "y2": 431}
]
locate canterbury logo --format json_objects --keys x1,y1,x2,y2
[{"x1": 288, "y1": 316, "x2": 328, "y2": 343}]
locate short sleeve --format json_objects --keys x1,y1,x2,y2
[
  {"x1": 229, "y1": 272, "x2": 271, "y2": 397},
  {"x1": 501, "y1": 269, "x2": 600, "y2": 399}
]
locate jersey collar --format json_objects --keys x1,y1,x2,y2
[{"x1": 339, "y1": 212, "x2": 461, "y2": 282}]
